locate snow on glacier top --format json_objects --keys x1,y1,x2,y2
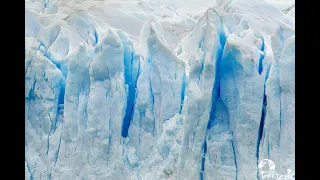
[{"x1": 26, "y1": 0, "x2": 294, "y2": 51}]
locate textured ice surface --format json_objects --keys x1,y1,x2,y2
[{"x1": 25, "y1": 0, "x2": 295, "y2": 179}]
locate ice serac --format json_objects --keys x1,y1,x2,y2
[
  {"x1": 51, "y1": 29, "x2": 129, "y2": 179},
  {"x1": 217, "y1": 29, "x2": 270, "y2": 179},
  {"x1": 25, "y1": 50, "x2": 65, "y2": 179},
  {"x1": 177, "y1": 9, "x2": 225, "y2": 180},
  {"x1": 86, "y1": 29, "x2": 127, "y2": 178},
  {"x1": 127, "y1": 18, "x2": 186, "y2": 166},
  {"x1": 277, "y1": 35, "x2": 295, "y2": 174},
  {"x1": 258, "y1": 26, "x2": 295, "y2": 175},
  {"x1": 148, "y1": 23, "x2": 186, "y2": 136},
  {"x1": 36, "y1": 23, "x2": 70, "y2": 73},
  {"x1": 63, "y1": 42, "x2": 91, "y2": 141},
  {"x1": 48, "y1": 41, "x2": 94, "y2": 180}
]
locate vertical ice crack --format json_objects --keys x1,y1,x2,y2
[
  {"x1": 279, "y1": 86, "x2": 282, "y2": 145},
  {"x1": 148, "y1": 57, "x2": 156, "y2": 135},
  {"x1": 122, "y1": 51, "x2": 138, "y2": 137},
  {"x1": 256, "y1": 64, "x2": 270, "y2": 179},
  {"x1": 94, "y1": 30, "x2": 99, "y2": 46},
  {"x1": 25, "y1": 159, "x2": 33, "y2": 180},
  {"x1": 256, "y1": 91, "x2": 266, "y2": 179},
  {"x1": 231, "y1": 140, "x2": 238, "y2": 180},
  {"x1": 149, "y1": 75, "x2": 156, "y2": 136},
  {"x1": 256, "y1": 92, "x2": 267, "y2": 158},
  {"x1": 54, "y1": 131, "x2": 62, "y2": 167},
  {"x1": 54, "y1": 80, "x2": 65, "y2": 132},
  {"x1": 179, "y1": 73, "x2": 187, "y2": 113},
  {"x1": 258, "y1": 39, "x2": 265, "y2": 75},
  {"x1": 46, "y1": 134, "x2": 50, "y2": 156},
  {"x1": 197, "y1": 35, "x2": 206, "y2": 85},
  {"x1": 268, "y1": 140, "x2": 270, "y2": 159},
  {"x1": 200, "y1": 140, "x2": 207, "y2": 180},
  {"x1": 30, "y1": 79, "x2": 37, "y2": 97},
  {"x1": 106, "y1": 90, "x2": 111, "y2": 166},
  {"x1": 121, "y1": 30, "x2": 140, "y2": 137}
]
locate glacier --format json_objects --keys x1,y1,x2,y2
[{"x1": 25, "y1": 0, "x2": 295, "y2": 179}]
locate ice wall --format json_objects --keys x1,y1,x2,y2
[{"x1": 25, "y1": 0, "x2": 295, "y2": 179}]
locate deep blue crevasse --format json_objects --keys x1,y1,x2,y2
[
  {"x1": 231, "y1": 140, "x2": 238, "y2": 180},
  {"x1": 201, "y1": 30, "x2": 226, "y2": 179},
  {"x1": 56, "y1": 79, "x2": 65, "y2": 130},
  {"x1": 180, "y1": 73, "x2": 187, "y2": 113},
  {"x1": 94, "y1": 30, "x2": 99, "y2": 46},
  {"x1": 256, "y1": 92, "x2": 267, "y2": 158},
  {"x1": 256, "y1": 62, "x2": 271, "y2": 156},
  {"x1": 122, "y1": 48, "x2": 140, "y2": 137},
  {"x1": 200, "y1": 140, "x2": 207, "y2": 180},
  {"x1": 256, "y1": 62, "x2": 270, "y2": 179},
  {"x1": 207, "y1": 31, "x2": 226, "y2": 129},
  {"x1": 258, "y1": 38, "x2": 265, "y2": 75}
]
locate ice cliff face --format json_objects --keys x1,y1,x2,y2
[{"x1": 25, "y1": 0, "x2": 295, "y2": 179}]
